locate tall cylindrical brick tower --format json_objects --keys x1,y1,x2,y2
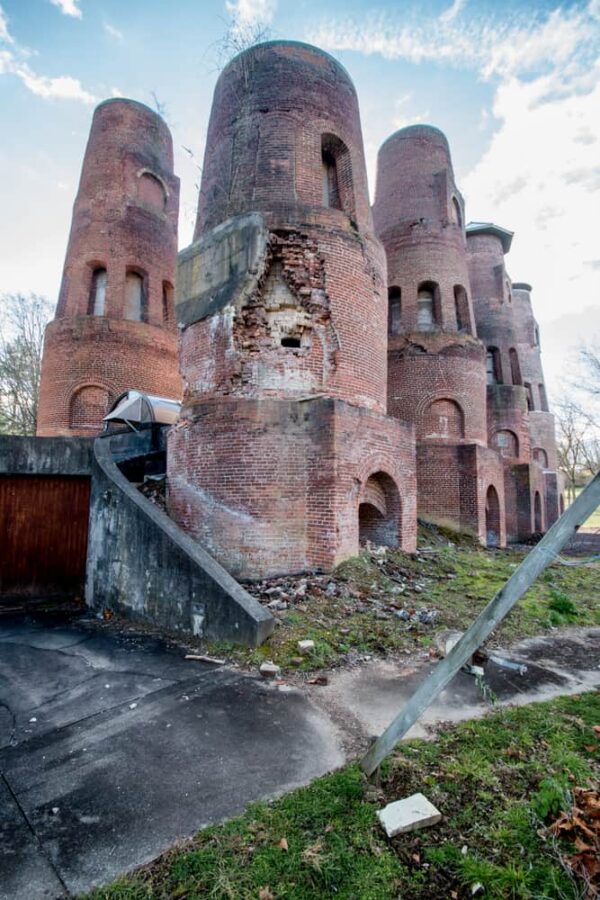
[
  {"x1": 511, "y1": 283, "x2": 557, "y2": 470},
  {"x1": 466, "y1": 223, "x2": 531, "y2": 462},
  {"x1": 467, "y1": 225, "x2": 553, "y2": 537},
  {"x1": 168, "y1": 41, "x2": 416, "y2": 578},
  {"x1": 37, "y1": 98, "x2": 182, "y2": 437},
  {"x1": 373, "y1": 127, "x2": 504, "y2": 546}
]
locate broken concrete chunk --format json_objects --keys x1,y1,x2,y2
[
  {"x1": 435, "y1": 630, "x2": 464, "y2": 657},
  {"x1": 298, "y1": 639, "x2": 315, "y2": 655},
  {"x1": 377, "y1": 792, "x2": 441, "y2": 837},
  {"x1": 259, "y1": 661, "x2": 281, "y2": 678}
]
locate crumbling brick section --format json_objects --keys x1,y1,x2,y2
[{"x1": 168, "y1": 41, "x2": 416, "y2": 578}]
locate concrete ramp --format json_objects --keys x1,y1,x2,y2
[{"x1": 86, "y1": 433, "x2": 274, "y2": 646}]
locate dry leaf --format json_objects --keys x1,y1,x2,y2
[
  {"x1": 278, "y1": 838, "x2": 288, "y2": 851},
  {"x1": 259, "y1": 889, "x2": 274, "y2": 900}
]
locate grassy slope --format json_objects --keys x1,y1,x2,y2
[
  {"x1": 206, "y1": 532, "x2": 600, "y2": 673},
  {"x1": 89, "y1": 692, "x2": 600, "y2": 900}
]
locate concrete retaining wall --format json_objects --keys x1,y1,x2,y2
[
  {"x1": 86, "y1": 435, "x2": 274, "y2": 646},
  {"x1": 0, "y1": 435, "x2": 92, "y2": 475}
]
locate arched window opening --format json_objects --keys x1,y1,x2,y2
[
  {"x1": 534, "y1": 325, "x2": 540, "y2": 347},
  {"x1": 486, "y1": 347, "x2": 502, "y2": 385},
  {"x1": 524, "y1": 382, "x2": 534, "y2": 411},
  {"x1": 358, "y1": 472, "x2": 402, "y2": 549},
  {"x1": 451, "y1": 196, "x2": 462, "y2": 228},
  {"x1": 138, "y1": 171, "x2": 167, "y2": 211},
  {"x1": 509, "y1": 348, "x2": 522, "y2": 385},
  {"x1": 322, "y1": 149, "x2": 341, "y2": 209},
  {"x1": 125, "y1": 270, "x2": 146, "y2": 322},
  {"x1": 88, "y1": 267, "x2": 107, "y2": 316},
  {"x1": 388, "y1": 286, "x2": 401, "y2": 335},
  {"x1": 485, "y1": 485, "x2": 501, "y2": 548},
  {"x1": 453, "y1": 285, "x2": 471, "y2": 333},
  {"x1": 421, "y1": 398, "x2": 464, "y2": 440},
  {"x1": 505, "y1": 279, "x2": 512, "y2": 303},
  {"x1": 559, "y1": 495, "x2": 565, "y2": 515},
  {"x1": 69, "y1": 385, "x2": 110, "y2": 431},
  {"x1": 493, "y1": 429, "x2": 519, "y2": 459},
  {"x1": 417, "y1": 281, "x2": 440, "y2": 330},
  {"x1": 321, "y1": 134, "x2": 354, "y2": 216},
  {"x1": 534, "y1": 491, "x2": 543, "y2": 533},
  {"x1": 162, "y1": 281, "x2": 174, "y2": 325},
  {"x1": 538, "y1": 383, "x2": 549, "y2": 411},
  {"x1": 533, "y1": 447, "x2": 549, "y2": 467}
]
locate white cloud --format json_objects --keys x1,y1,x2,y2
[
  {"x1": 0, "y1": 3, "x2": 95, "y2": 103},
  {"x1": 308, "y1": 3, "x2": 598, "y2": 81},
  {"x1": 0, "y1": 5, "x2": 13, "y2": 43},
  {"x1": 440, "y1": 0, "x2": 466, "y2": 24},
  {"x1": 103, "y1": 22, "x2": 124, "y2": 42},
  {"x1": 308, "y1": 1, "x2": 600, "y2": 393},
  {"x1": 225, "y1": 0, "x2": 276, "y2": 26},
  {"x1": 14, "y1": 63, "x2": 96, "y2": 102},
  {"x1": 49, "y1": 0, "x2": 82, "y2": 19}
]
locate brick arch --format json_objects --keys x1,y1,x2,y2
[
  {"x1": 358, "y1": 470, "x2": 402, "y2": 548},
  {"x1": 136, "y1": 168, "x2": 170, "y2": 208},
  {"x1": 419, "y1": 397, "x2": 465, "y2": 440},
  {"x1": 68, "y1": 383, "x2": 112, "y2": 432},
  {"x1": 414, "y1": 389, "x2": 475, "y2": 428},
  {"x1": 534, "y1": 490, "x2": 543, "y2": 533},
  {"x1": 321, "y1": 132, "x2": 355, "y2": 217},
  {"x1": 492, "y1": 428, "x2": 519, "y2": 459},
  {"x1": 485, "y1": 484, "x2": 501, "y2": 547}
]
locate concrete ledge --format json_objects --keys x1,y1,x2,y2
[
  {"x1": 0, "y1": 435, "x2": 93, "y2": 475},
  {"x1": 86, "y1": 435, "x2": 274, "y2": 646}
]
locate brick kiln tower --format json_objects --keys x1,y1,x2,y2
[
  {"x1": 167, "y1": 41, "x2": 417, "y2": 579},
  {"x1": 467, "y1": 225, "x2": 560, "y2": 537},
  {"x1": 37, "y1": 99, "x2": 182, "y2": 437},
  {"x1": 373, "y1": 126, "x2": 506, "y2": 546}
]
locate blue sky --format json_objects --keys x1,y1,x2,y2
[{"x1": 1, "y1": 0, "x2": 600, "y2": 396}]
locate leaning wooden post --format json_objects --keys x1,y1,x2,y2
[{"x1": 361, "y1": 471, "x2": 600, "y2": 776}]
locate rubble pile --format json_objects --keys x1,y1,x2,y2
[{"x1": 245, "y1": 546, "x2": 440, "y2": 629}]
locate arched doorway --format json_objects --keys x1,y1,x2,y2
[
  {"x1": 359, "y1": 472, "x2": 401, "y2": 549},
  {"x1": 534, "y1": 491, "x2": 543, "y2": 532},
  {"x1": 485, "y1": 485, "x2": 501, "y2": 547}
]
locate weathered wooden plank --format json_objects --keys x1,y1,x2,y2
[{"x1": 0, "y1": 475, "x2": 90, "y2": 597}]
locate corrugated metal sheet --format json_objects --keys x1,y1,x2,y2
[{"x1": 0, "y1": 475, "x2": 90, "y2": 597}]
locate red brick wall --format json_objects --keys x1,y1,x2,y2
[
  {"x1": 373, "y1": 126, "x2": 475, "y2": 335},
  {"x1": 179, "y1": 224, "x2": 389, "y2": 413},
  {"x1": 388, "y1": 336, "x2": 487, "y2": 443},
  {"x1": 182, "y1": 42, "x2": 388, "y2": 414},
  {"x1": 37, "y1": 98, "x2": 181, "y2": 435},
  {"x1": 167, "y1": 398, "x2": 416, "y2": 579},
  {"x1": 417, "y1": 443, "x2": 506, "y2": 546},
  {"x1": 37, "y1": 317, "x2": 181, "y2": 436},
  {"x1": 196, "y1": 42, "x2": 373, "y2": 237}
]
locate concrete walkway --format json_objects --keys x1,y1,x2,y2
[
  {"x1": 0, "y1": 611, "x2": 343, "y2": 899},
  {"x1": 1, "y1": 610, "x2": 599, "y2": 899}
]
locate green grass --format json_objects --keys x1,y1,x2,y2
[
  {"x1": 88, "y1": 692, "x2": 600, "y2": 899},
  {"x1": 203, "y1": 535, "x2": 600, "y2": 673}
]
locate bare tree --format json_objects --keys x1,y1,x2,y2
[
  {"x1": 0, "y1": 293, "x2": 53, "y2": 435},
  {"x1": 580, "y1": 343, "x2": 600, "y2": 404},
  {"x1": 211, "y1": 17, "x2": 273, "y2": 73}
]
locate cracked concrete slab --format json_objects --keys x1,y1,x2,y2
[
  {"x1": 313, "y1": 628, "x2": 600, "y2": 741},
  {"x1": 0, "y1": 613, "x2": 343, "y2": 899}
]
